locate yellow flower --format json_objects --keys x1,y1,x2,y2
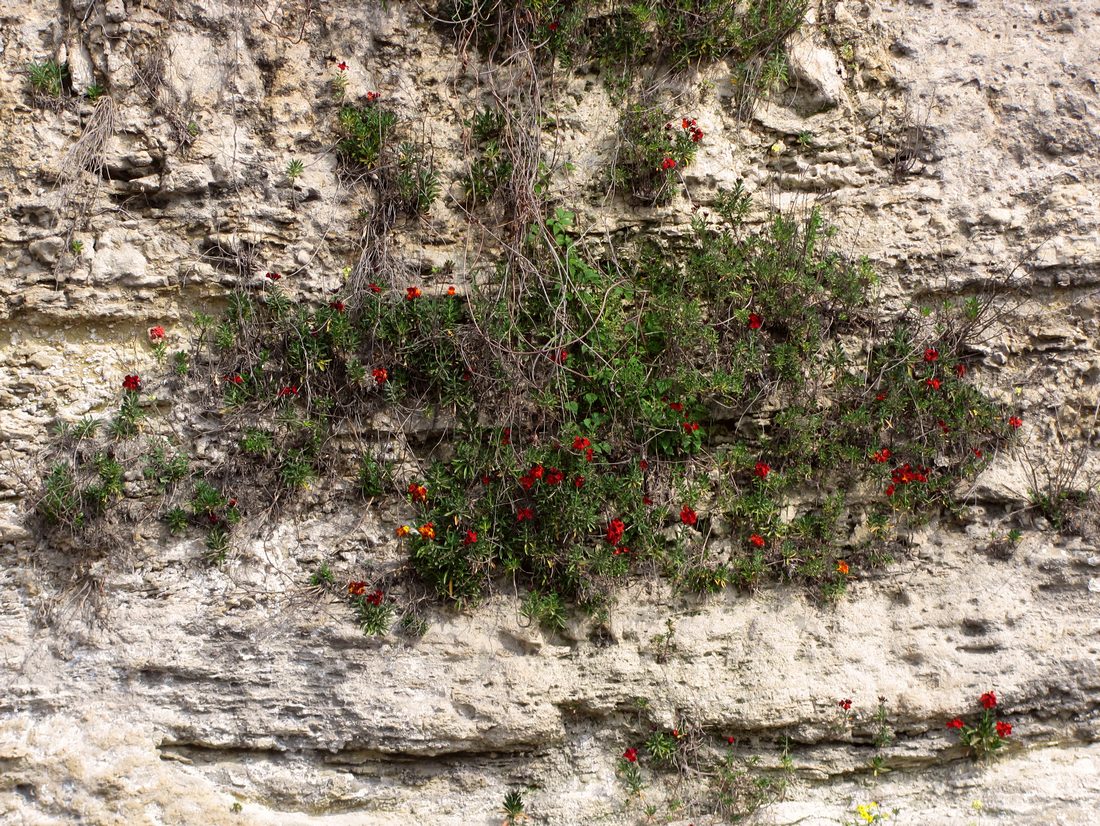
[{"x1": 395, "y1": 525, "x2": 411, "y2": 537}]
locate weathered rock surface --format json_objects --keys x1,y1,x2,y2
[{"x1": 1, "y1": 0, "x2": 1098, "y2": 824}]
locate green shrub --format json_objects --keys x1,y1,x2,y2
[{"x1": 337, "y1": 102, "x2": 398, "y2": 168}]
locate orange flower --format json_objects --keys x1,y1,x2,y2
[
  {"x1": 395, "y1": 525, "x2": 411, "y2": 537},
  {"x1": 447, "y1": 286, "x2": 456, "y2": 296},
  {"x1": 418, "y1": 522, "x2": 435, "y2": 540},
  {"x1": 407, "y1": 483, "x2": 428, "y2": 503},
  {"x1": 836, "y1": 560, "x2": 850, "y2": 575},
  {"x1": 405, "y1": 286, "x2": 422, "y2": 300},
  {"x1": 347, "y1": 580, "x2": 367, "y2": 596}
]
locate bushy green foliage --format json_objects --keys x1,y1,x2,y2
[
  {"x1": 610, "y1": 104, "x2": 703, "y2": 203},
  {"x1": 27, "y1": 60, "x2": 67, "y2": 100},
  {"x1": 337, "y1": 102, "x2": 398, "y2": 168}
]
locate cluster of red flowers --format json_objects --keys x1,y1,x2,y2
[
  {"x1": 980, "y1": 691, "x2": 997, "y2": 709},
  {"x1": 682, "y1": 421, "x2": 699, "y2": 433},
  {"x1": 660, "y1": 157, "x2": 677, "y2": 171},
  {"x1": 924, "y1": 348, "x2": 939, "y2": 362},
  {"x1": 549, "y1": 349, "x2": 569, "y2": 364},
  {"x1": 277, "y1": 385, "x2": 299, "y2": 397},
  {"x1": 148, "y1": 326, "x2": 166, "y2": 341},
  {"x1": 447, "y1": 286, "x2": 457, "y2": 296},
  {"x1": 925, "y1": 377, "x2": 942, "y2": 390},
  {"x1": 681, "y1": 117, "x2": 703, "y2": 142},
  {"x1": 265, "y1": 271, "x2": 281, "y2": 281},
  {"x1": 748, "y1": 533, "x2": 766, "y2": 547},
  {"x1": 1008, "y1": 416, "x2": 1023, "y2": 429},
  {"x1": 224, "y1": 374, "x2": 243, "y2": 385},
  {"x1": 573, "y1": 436, "x2": 594, "y2": 462},
  {"x1": 573, "y1": 475, "x2": 585, "y2": 489},
  {"x1": 754, "y1": 461, "x2": 770, "y2": 478},
  {"x1": 668, "y1": 401, "x2": 683, "y2": 412},
  {"x1": 606, "y1": 518, "x2": 626, "y2": 546},
  {"x1": 369, "y1": 282, "x2": 382, "y2": 293},
  {"x1": 838, "y1": 698, "x2": 853, "y2": 711},
  {"x1": 871, "y1": 448, "x2": 892, "y2": 463},
  {"x1": 418, "y1": 523, "x2": 435, "y2": 540},
  {"x1": 122, "y1": 374, "x2": 141, "y2": 392},
  {"x1": 365, "y1": 589, "x2": 384, "y2": 606},
  {"x1": 747, "y1": 312, "x2": 763, "y2": 330},
  {"x1": 329, "y1": 300, "x2": 346, "y2": 313},
  {"x1": 372, "y1": 367, "x2": 388, "y2": 385},
  {"x1": 463, "y1": 530, "x2": 477, "y2": 546},
  {"x1": 955, "y1": 363, "x2": 967, "y2": 377},
  {"x1": 366, "y1": 91, "x2": 380, "y2": 103},
  {"x1": 885, "y1": 462, "x2": 930, "y2": 497},
  {"x1": 405, "y1": 286, "x2": 422, "y2": 300},
  {"x1": 622, "y1": 747, "x2": 638, "y2": 763},
  {"x1": 516, "y1": 506, "x2": 535, "y2": 522},
  {"x1": 680, "y1": 505, "x2": 698, "y2": 526},
  {"x1": 408, "y1": 483, "x2": 428, "y2": 503}
]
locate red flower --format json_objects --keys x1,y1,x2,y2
[
  {"x1": 980, "y1": 691, "x2": 997, "y2": 710},
  {"x1": 661, "y1": 157, "x2": 677, "y2": 171},
  {"x1": 680, "y1": 505, "x2": 698, "y2": 526},
  {"x1": 995, "y1": 721, "x2": 1012, "y2": 738},
  {"x1": 366, "y1": 589, "x2": 384, "y2": 606},
  {"x1": 573, "y1": 475, "x2": 585, "y2": 489},
  {"x1": 531, "y1": 464, "x2": 545, "y2": 480},
  {"x1": 572, "y1": 436, "x2": 591, "y2": 451},
  {"x1": 682, "y1": 421, "x2": 699, "y2": 432},
  {"x1": 519, "y1": 475, "x2": 535, "y2": 491},
  {"x1": 668, "y1": 401, "x2": 684, "y2": 413},
  {"x1": 545, "y1": 468, "x2": 564, "y2": 486},
  {"x1": 447, "y1": 286, "x2": 456, "y2": 296},
  {"x1": 585, "y1": 447, "x2": 594, "y2": 462},
  {"x1": 726, "y1": 736, "x2": 736, "y2": 745},
  {"x1": 329, "y1": 300, "x2": 346, "y2": 313},
  {"x1": 463, "y1": 530, "x2": 477, "y2": 546},
  {"x1": 643, "y1": 495, "x2": 653, "y2": 506},
  {"x1": 885, "y1": 484, "x2": 895, "y2": 497},
  {"x1": 277, "y1": 385, "x2": 298, "y2": 397},
  {"x1": 337, "y1": 61, "x2": 348, "y2": 71},
  {"x1": 265, "y1": 271, "x2": 281, "y2": 281},
  {"x1": 365, "y1": 91, "x2": 379, "y2": 103},
  {"x1": 501, "y1": 427, "x2": 511, "y2": 445},
  {"x1": 938, "y1": 419, "x2": 950, "y2": 434},
  {"x1": 408, "y1": 483, "x2": 428, "y2": 503},
  {"x1": 1008, "y1": 416, "x2": 1022, "y2": 429},
  {"x1": 122, "y1": 374, "x2": 141, "y2": 391},
  {"x1": 348, "y1": 581, "x2": 367, "y2": 596},
  {"x1": 369, "y1": 282, "x2": 382, "y2": 293},
  {"x1": 405, "y1": 286, "x2": 422, "y2": 300},
  {"x1": 549, "y1": 349, "x2": 568, "y2": 364},
  {"x1": 612, "y1": 546, "x2": 629, "y2": 556},
  {"x1": 946, "y1": 718, "x2": 964, "y2": 730},
  {"x1": 622, "y1": 747, "x2": 638, "y2": 763},
  {"x1": 955, "y1": 363, "x2": 967, "y2": 377},
  {"x1": 872, "y1": 448, "x2": 891, "y2": 463},
  {"x1": 372, "y1": 368, "x2": 388, "y2": 385},
  {"x1": 681, "y1": 118, "x2": 690, "y2": 130},
  {"x1": 606, "y1": 518, "x2": 626, "y2": 546},
  {"x1": 639, "y1": 459, "x2": 648, "y2": 471},
  {"x1": 925, "y1": 378, "x2": 942, "y2": 390},
  {"x1": 754, "y1": 461, "x2": 770, "y2": 478},
  {"x1": 973, "y1": 448, "x2": 983, "y2": 458},
  {"x1": 838, "y1": 699, "x2": 852, "y2": 711},
  {"x1": 418, "y1": 523, "x2": 435, "y2": 540},
  {"x1": 224, "y1": 374, "x2": 243, "y2": 385},
  {"x1": 748, "y1": 533, "x2": 766, "y2": 547},
  {"x1": 924, "y1": 348, "x2": 939, "y2": 362},
  {"x1": 747, "y1": 312, "x2": 763, "y2": 330},
  {"x1": 148, "y1": 326, "x2": 166, "y2": 341},
  {"x1": 875, "y1": 392, "x2": 887, "y2": 402},
  {"x1": 691, "y1": 128, "x2": 703, "y2": 143},
  {"x1": 516, "y1": 507, "x2": 535, "y2": 522},
  {"x1": 548, "y1": 21, "x2": 559, "y2": 31}
]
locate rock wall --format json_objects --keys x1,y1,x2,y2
[{"x1": 1, "y1": 1, "x2": 1098, "y2": 824}]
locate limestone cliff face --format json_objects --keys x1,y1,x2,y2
[{"x1": 1, "y1": 1, "x2": 1098, "y2": 824}]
